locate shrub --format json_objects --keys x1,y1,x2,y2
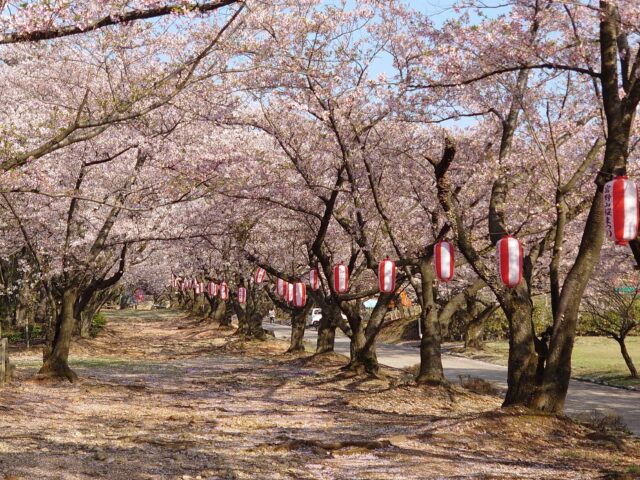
[
  {"x1": 90, "y1": 313, "x2": 107, "y2": 336},
  {"x1": 458, "y1": 375, "x2": 501, "y2": 396},
  {"x1": 575, "y1": 409, "x2": 630, "y2": 435}
]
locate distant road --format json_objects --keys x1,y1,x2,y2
[{"x1": 264, "y1": 322, "x2": 640, "y2": 435}]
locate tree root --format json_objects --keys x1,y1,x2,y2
[
  {"x1": 275, "y1": 437, "x2": 392, "y2": 455},
  {"x1": 37, "y1": 362, "x2": 78, "y2": 383}
]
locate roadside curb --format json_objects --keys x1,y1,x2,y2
[
  {"x1": 573, "y1": 376, "x2": 639, "y2": 392},
  {"x1": 445, "y1": 351, "x2": 639, "y2": 392}
]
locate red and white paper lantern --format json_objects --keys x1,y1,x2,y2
[
  {"x1": 286, "y1": 282, "x2": 294, "y2": 303},
  {"x1": 604, "y1": 176, "x2": 639, "y2": 245},
  {"x1": 276, "y1": 278, "x2": 287, "y2": 297},
  {"x1": 194, "y1": 280, "x2": 202, "y2": 294},
  {"x1": 238, "y1": 287, "x2": 246, "y2": 304},
  {"x1": 220, "y1": 282, "x2": 229, "y2": 300},
  {"x1": 309, "y1": 268, "x2": 320, "y2": 291},
  {"x1": 378, "y1": 258, "x2": 396, "y2": 293},
  {"x1": 207, "y1": 281, "x2": 218, "y2": 297},
  {"x1": 293, "y1": 282, "x2": 306, "y2": 308},
  {"x1": 435, "y1": 240, "x2": 455, "y2": 282},
  {"x1": 171, "y1": 274, "x2": 177, "y2": 290},
  {"x1": 496, "y1": 236, "x2": 523, "y2": 288},
  {"x1": 255, "y1": 267, "x2": 267, "y2": 284},
  {"x1": 333, "y1": 263, "x2": 349, "y2": 293}
]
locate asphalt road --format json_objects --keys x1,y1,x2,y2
[{"x1": 264, "y1": 321, "x2": 640, "y2": 435}]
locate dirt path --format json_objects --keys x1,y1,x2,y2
[{"x1": 0, "y1": 311, "x2": 638, "y2": 479}]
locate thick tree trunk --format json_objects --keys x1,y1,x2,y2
[
  {"x1": 343, "y1": 295, "x2": 392, "y2": 375},
  {"x1": 213, "y1": 300, "x2": 229, "y2": 327},
  {"x1": 531, "y1": 170, "x2": 613, "y2": 411},
  {"x1": 247, "y1": 312, "x2": 267, "y2": 340},
  {"x1": 465, "y1": 316, "x2": 485, "y2": 350},
  {"x1": 348, "y1": 328, "x2": 378, "y2": 374},
  {"x1": 191, "y1": 292, "x2": 205, "y2": 317},
  {"x1": 416, "y1": 259, "x2": 445, "y2": 385},
  {"x1": 617, "y1": 337, "x2": 638, "y2": 378},
  {"x1": 287, "y1": 306, "x2": 309, "y2": 353},
  {"x1": 316, "y1": 302, "x2": 339, "y2": 353},
  {"x1": 39, "y1": 288, "x2": 78, "y2": 382},
  {"x1": 501, "y1": 293, "x2": 538, "y2": 407},
  {"x1": 234, "y1": 303, "x2": 248, "y2": 336}
]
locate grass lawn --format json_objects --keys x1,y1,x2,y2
[{"x1": 461, "y1": 336, "x2": 640, "y2": 389}]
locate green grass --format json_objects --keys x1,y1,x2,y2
[{"x1": 465, "y1": 336, "x2": 640, "y2": 389}]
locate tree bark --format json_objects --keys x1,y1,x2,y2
[
  {"x1": 213, "y1": 300, "x2": 229, "y2": 326},
  {"x1": 464, "y1": 303, "x2": 497, "y2": 350},
  {"x1": 343, "y1": 294, "x2": 392, "y2": 375},
  {"x1": 39, "y1": 288, "x2": 78, "y2": 382},
  {"x1": 416, "y1": 259, "x2": 445, "y2": 385},
  {"x1": 316, "y1": 302, "x2": 339, "y2": 353},
  {"x1": 501, "y1": 293, "x2": 538, "y2": 407},
  {"x1": 617, "y1": 337, "x2": 638, "y2": 378},
  {"x1": 287, "y1": 305, "x2": 311, "y2": 353},
  {"x1": 191, "y1": 292, "x2": 205, "y2": 317}
]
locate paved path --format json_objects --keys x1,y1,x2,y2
[{"x1": 264, "y1": 322, "x2": 640, "y2": 435}]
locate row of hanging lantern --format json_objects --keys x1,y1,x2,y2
[
  {"x1": 172, "y1": 276, "x2": 234, "y2": 301},
  {"x1": 172, "y1": 175, "x2": 638, "y2": 305}
]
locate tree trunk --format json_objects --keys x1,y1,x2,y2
[
  {"x1": 213, "y1": 300, "x2": 229, "y2": 326},
  {"x1": 245, "y1": 311, "x2": 267, "y2": 340},
  {"x1": 465, "y1": 303, "x2": 497, "y2": 350},
  {"x1": 501, "y1": 293, "x2": 538, "y2": 407},
  {"x1": 416, "y1": 259, "x2": 445, "y2": 385},
  {"x1": 287, "y1": 306, "x2": 309, "y2": 353},
  {"x1": 343, "y1": 295, "x2": 392, "y2": 375},
  {"x1": 234, "y1": 302, "x2": 248, "y2": 336},
  {"x1": 316, "y1": 302, "x2": 339, "y2": 353},
  {"x1": 39, "y1": 288, "x2": 78, "y2": 382},
  {"x1": 78, "y1": 311, "x2": 92, "y2": 338},
  {"x1": 191, "y1": 292, "x2": 205, "y2": 317},
  {"x1": 617, "y1": 337, "x2": 638, "y2": 378},
  {"x1": 530, "y1": 173, "x2": 610, "y2": 411},
  {"x1": 465, "y1": 315, "x2": 485, "y2": 350},
  {"x1": 348, "y1": 329, "x2": 378, "y2": 374}
]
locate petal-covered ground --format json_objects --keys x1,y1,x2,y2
[{"x1": 0, "y1": 310, "x2": 638, "y2": 479}]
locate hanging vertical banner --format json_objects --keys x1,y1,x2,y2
[
  {"x1": 378, "y1": 258, "x2": 396, "y2": 293},
  {"x1": 435, "y1": 240, "x2": 455, "y2": 282},
  {"x1": 293, "y1": 282, "x2": 306, "y2": 307},
  {"x1": 309, "y1": 268, "x2": 320, "y2": 291},
  {"x1": 238, "y1": 287, "x2": 247, "y2": 304},
  {"x1": 220, "y1": 282, "x2": 229, "y2": 300},
  {"x1": 333, "y1": 263, "x2": 349, "y2": 293},
  {"x1": 497, "y1": 236, "x2": 523, "y2": 288},
  {"x1": 255, "y1": 267, "x2": 267, "y2": 284},
  {"x1": 604, "y1": 176, "x2": 639, "y2": 245},
  {"x1": 276, "y1": 278, "x2": 287, "y2": 297}
]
